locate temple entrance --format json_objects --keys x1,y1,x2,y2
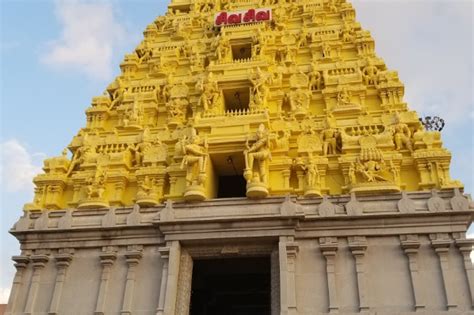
[{"x1": 190, "y1": 257, "x2": 271, "y2": 315}]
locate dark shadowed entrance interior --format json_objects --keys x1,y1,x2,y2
[
  {"x1": 190, "y1": 257, "x2": 271, "y2": 315},
  {"x1": 218, "y1": 175, "x2": 247, "y2": 198}
]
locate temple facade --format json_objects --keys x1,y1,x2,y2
[{"x1": 6, "y1": 0, "x2": 474, "y2": 314}]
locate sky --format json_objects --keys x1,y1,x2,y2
[{"x1": 0, "y1": 0, "x2": 473, "y2": 304}]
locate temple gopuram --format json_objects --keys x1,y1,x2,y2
[{"x1": 6, "y1": 0, "x2": 474, "y2": 314}]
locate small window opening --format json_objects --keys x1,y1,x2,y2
[
  {"x1": 223, "y1": 88, "x2": 250, "y2": 112},
  {"x1": 232, "y1": 43, "x2": 252, "y2": 60}
]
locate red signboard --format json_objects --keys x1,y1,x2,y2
[{"x1": 214, "y1": 8, "x2": 272, "y2": 27}]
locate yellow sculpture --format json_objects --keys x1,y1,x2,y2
[
  {"x1": 244, "y1": 124, "x2": 272, "y2": 198},
  {"x1": 24, "y1": 0, "x2": 463, "y2": 211},
  {"x1": 181, "y1": 128, "x2": 208, "y2": 201}
]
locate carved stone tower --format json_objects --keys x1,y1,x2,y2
[{"x1": 6, "y1": 0, "x2": 473, "y2": 314}]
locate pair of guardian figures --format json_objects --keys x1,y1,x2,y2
[{"x1": 181, "y1": 124, "x2": 271, "y2": 199}]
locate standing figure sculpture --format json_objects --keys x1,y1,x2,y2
[
  {"x1": 181, "y1": 128, "x2": 208, "y2": 201},
  {"x1": 300, "y1": 158, "x2": 321, "y2": 197},
  {"x1": 244, "y1": 124, "x2": 272, "y2": 198},
  {"x1": 321, "y1": 128, "x2": 341, "y2": 155}
]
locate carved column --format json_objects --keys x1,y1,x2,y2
[
  {"x1": 48, "y1": 249, "x2": 74, "y2": 315},
  {"x1": 348, "y1": 236, "x2": 369, "y2": 312},
  {"x1": 5, "y1": 255, "x2": 30, "y2": 315},
  {"x1": 279, "y1": 236, "x2": 299, "y2": 315},
  {"x1": 24, "y1": 254, "x2": 50, "y2": 315},
  {"x1": 430, "y1": 233, "x2": 457, "y2": 310},
  {"x1": 454, "y1": 234, "x2": 474, "y2": 308},
  {"x1": 121, "y1": 246, "x2": 143, "y2": 315},
  {"x1": 155, "y1": 246, "x2": 170, "y2": 315},
  {"x1": 163, "y1": 241, "x2": 181, "y2": 315},
  {"x1": 400, "y1": 235, "x2": 425, "y2": 311},
  {"x1": 319, "y1": 237, "x2": 339, "y2": 313},
  {"x1": 175, "y1": 250, "x2": 193, "y2": 315},
  {"x1": 94, "y1": 247, "x2": 117, "y2": 315},
  {"x1": 271, "y1": 249, "x2": 281, "y2": 315},
  {"x1": 282, "y1": 169, "x2": 291, "y2": 190}
]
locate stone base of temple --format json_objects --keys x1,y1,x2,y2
[{"x1": 6, "y1": 189, "x2": 474, "y2": 315}]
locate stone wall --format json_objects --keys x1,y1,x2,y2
[{"x1": 5, "y1": 189, "x2": 474, "y2": 315}]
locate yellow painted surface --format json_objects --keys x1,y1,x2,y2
[{"x1": 24, "y1": 0, "x2": 463, "y2": 211}]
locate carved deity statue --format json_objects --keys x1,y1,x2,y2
[
  {"x1": 108, "y1": 78, "x2": 126, "y2": 110},
  {"x1": 322, "y1": 118, "x2": 341, "y2": 156},
  {"x1": 66, "y1": 145, "x2": 92, "y2": 177},
  {"x1": 288, "y1": 87, "x2": 311, "y2": 114},
  {"x1": 250, "y1": 67, "x2": 271, "y2": 108},
  {"x1": 337, "y1": 87, "x2": 352, "y2": 107},
  {"x1": 355, "y1": 159, "x2": 388, "y2": 183},
  {"x1": 215, "y1": 34, "x2": 231, "y2": 62},
  {"x1": 136, "y1": 42, "x2": 153, "y2": 64},
  {"x1": 129, "y1": 141, "x2": 152, "y2": 166},
  {"x1": 341, "y1": 23, "x2": 356, "y2": 42},
  {"x1": 362, "y1": 64, "x2": 379, "y2": 85},
  {"x1": 303, "y1": 159, "x2": 321, "y2": 189},
  {"x1": 123, "y1": 102, "x2": 142, "y2": 127},
  {"x1": 391, "y1": 114, "x2": 413, "y2": 151},
  {"x1": 309, "y1": 70, "x2": 323, "y2": 91},
  {"x1": 322, "y1": 42, "x2": 332, "y2": 58},
  {"x1": 86, "y1": 166, "x2": 107, "y2": 200},
  {"x1": 136, "y1": 176, "x2": 157, "y2": 203},
  {"x1": 181, "y1": 128, "x2": 208, "y2": 188},
  {"x1": 167, "y1": 97, "x2": 188, "y2": 124},
  {"x1": 196, "y1": 73, "x2": 220, "y2": 112},
  {"x1": 244, "y1": 124, "x2": 272, "y2": 186}
]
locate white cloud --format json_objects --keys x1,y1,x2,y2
[
  {"x1": 0, "y1": 287, "x2": 10, "y2": 304},
  {"x1": 352, "y1": 0, "x2": 473, "y2": 124},
  {"x1": 0, "y1": 140, "x2": 43, "y2": 193},
  {"x1": 40, "y1": 0, "x2": 128, "y2": 80}
]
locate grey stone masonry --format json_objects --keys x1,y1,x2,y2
[{"x1": 6, "y1": 189, "x2": 474, "y2": 315}]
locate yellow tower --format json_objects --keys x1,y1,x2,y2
[{"x1": 23, "y1": 0, "x2": 464, "y2": 210}]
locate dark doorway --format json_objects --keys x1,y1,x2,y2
[
  {"x1": 218, "y1": 176, "x2": 247, "y2": 198},
  {"x1": 190, "y1": 257, "x2": 271, "y2": 315},
  {"x1": 210, "y1": 153, "x2": 247, "y2": 199}
]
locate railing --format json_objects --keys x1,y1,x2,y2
[{"x1": 202, "y1": 107, "x2": 267, "y2": 118}]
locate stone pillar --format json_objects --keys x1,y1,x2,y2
[
  {"x1": 163, "y1": 241, "x2": 181, "y2": 315},
  {"x1": 48, "y1": 249, "x2": 74, "y2": 315},
  {"x1": 348, "y1": 236, "x2": 369, "y2": 312},
  {"x1": 121, "y1": 246, "x2": 143, "y2": 315},
  {"x1": 282, "y1": 169, "x2": 291, "y2": 190},
  {"x1": 430, "y1": 233, "x2": 457, "y2": 310},
  {"x1": 94, "y1": 247, "x2": 118, "y2": 315},
  {"x1": 319, "y1": 237, "x2": 339, "y2": 313},
  {"x1": 454, "y1": 235, "x2": 474, "y2": 308},
  {"x1": 279, "y1": 236, "x2": 299, "y2": 315},
  {"x1": 5, "y1": 255, "x2": 30, "y2": 315},
  {"x1": 400, "y1": 234, "x2": 425, "y2": 311},
  {"x1": 175, "y1": 250, "x2": 193, "y2": 315},
  {"x1": 24, "y1": 254, "x2": 50, "y2": 315},
  {"x1": 155, "y1": 246, "x2": 170, "y2": 315},
  {"x1": 271, "y1": 249, "x2": 281, "y2": 315}
]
